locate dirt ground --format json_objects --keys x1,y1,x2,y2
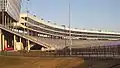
[{"x1": 0, "y1": 56, "x2": 85, "y2": 68}]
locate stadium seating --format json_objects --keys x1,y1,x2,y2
[{"x1": 31, "y1": 36, "x2": 115, "y2": 49}]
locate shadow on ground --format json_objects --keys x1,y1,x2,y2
[{"x1": 84, "y1": 60, "x2": 120, "y2": 68}]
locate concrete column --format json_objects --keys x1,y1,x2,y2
[
  {"x1": 19, "y1": 37, "x2": 24, "y2": 50},
  {"x1": 35, "y1": 32, "x2": 37, "y2": 36},
  {"x1": 33, "y1": 32, "x2": 35, "y2": 36},
  {"x1": 5, "y1": 15, "x2": 6, "y2": 27},
  {"x1": 31, "y1": 31, "x2": 33, "y2": 36},
  {"x1": 27, "y1": 30, "x2": 29, "y2": 36},
  {"x1": 29, "y1": 31, "x2": 31, "y2": 36},
  {"x1": 14, "y1": 35, "x2": 16, "y2": 51},
  {"x1": 20, "y1": 37, "x2": 21, "y2": 42},
  {"x1": 27, "y1": 40, "x2": 30, "y2": 52},
  {"x1": 0, "y1": 29, "x2": 2, "y2": 51},
  {"x1": 7, "y1": 17, "x2": 9, "y2": 28},
  {"x1": 2, "y1": 34, "x2": 4, "y2": 50},
  {"x1": 10, "y1": 20, "x2": 12, "y2": 30},
  {"x1": 2, "y1": 10, "x2": 4, "y2": 25}
]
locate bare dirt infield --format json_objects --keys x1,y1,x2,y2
[{"x1": 0, "y1": 56, "x2": 85, "y2": 68}]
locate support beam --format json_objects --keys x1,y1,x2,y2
[
  {"x1": 7, "y1": 17, "x2": 9, "y2": 29},
  {"x1": 10, "y1": 19, "x2": 12, "y2": 30},
  {"x1": 20, "y1": 37, "x2": 21, "y2": 42},
  {"x1": 20, "y1": 37, "x2": 23, "y2": 50},
  {"x1": 27, "y1": 40, "x2": 30, "y2": 52},
  {"x1": 14, "y1": 35, "x2": 16, "y2": 51},
  {"x1": 31, "y1": 31, "x2": 33, "y2": 36},
  {"x1": 2, "y1": 9, "x2": 4, "y2": 25},
  {"x1": 2, "y1": 34, "x2": 4, "y2": 50},
  {"x1": 5, "y1": 15, "x2": 6, "y2": 27}
]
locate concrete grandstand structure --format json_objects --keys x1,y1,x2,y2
[{"x1": 10, "y1": 13, "x2": 120, "y2": 51}]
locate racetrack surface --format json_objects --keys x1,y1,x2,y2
[{"x1": 0, "y1": 56, "x2": 85, "y2": 68}]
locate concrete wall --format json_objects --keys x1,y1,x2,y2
[
  {"x1": 15, "y1": 42, "x2": 24, "y2": 50},
  {"x1": 0, "y1": 0, "x2": 21, "y2": 21}
]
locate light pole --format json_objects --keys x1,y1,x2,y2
[{"x1": 68, "y1": 1, "x2": 72, "y2": 56}]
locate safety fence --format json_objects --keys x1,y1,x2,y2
[{"x1": 1, "y1": 45, "x2": 120, "y2": 60}]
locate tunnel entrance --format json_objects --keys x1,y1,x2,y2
[{"x1": 30, "y1": 44, "x2": 43, "y2": 50}]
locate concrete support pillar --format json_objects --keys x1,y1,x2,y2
[
  {"x1": 29, "y1": 31, "x2": 31, "y2": 36},
  {"x1": 20, "y1": 37, "x2": 23, "y2": 50},
  {"x1": 27, "y1": 27, "x2": 29, "y2": 35},
  {"x1": 32, "y1": 32, "x2": 34, "y2": 36},
  {"x1": 5, "y1": 15, "x2": 6, "y2": 27},
  {"x1": 20, "y1": 37, "x2": 21, "y2": 43},
  {"x1": 0, "y1": 29, "x2": 2, "y2": 51},
  {"x1": 2, "y1": 10, "x2": 4, "y2": 25},
  {"x1": 35, "y1": 32, "x2": 38, "y2": 37},
  {"x1": 14, "y1": 35, "x2": 16, "y2": 51},
  {"x1": 27, "y1": 40, "x2": 30, "y2": 52},
  {"x1": 2, "y1": 34, "x2": 4, "y2": 50},
  {"x1": 10, "y1": 20, "x2": 12, "y2": 30},
  {"x1": 7, "y1": 17, "x2": 9, "y2": 29},
  {"x1": 31, "y1": 31, "x2": 33, "y2": 36}
]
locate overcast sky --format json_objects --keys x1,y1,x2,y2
[{"x1": 21, "y1": 0, "x2": 120, "y2": 32}]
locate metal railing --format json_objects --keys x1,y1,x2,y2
[{"x1": 1, "y1": 45, "x2": 120, "y2": 60}]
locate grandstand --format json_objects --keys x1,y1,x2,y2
[{"x1": 10, "y1": 13, "x2": 120, "y2": 51}]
